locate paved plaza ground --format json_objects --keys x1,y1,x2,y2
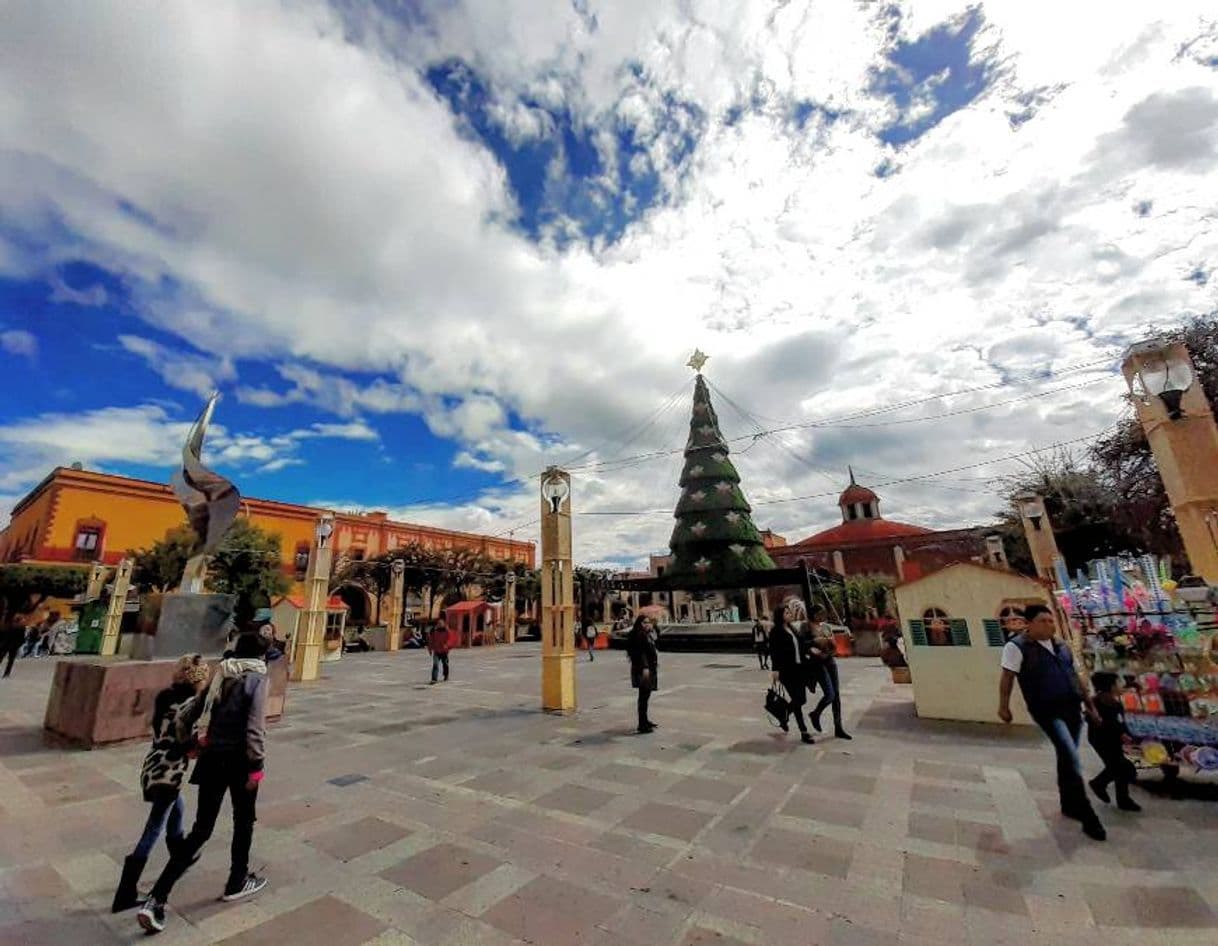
[{"x1": 3, "y1": 644, "x2": 1218, "y2": 946}]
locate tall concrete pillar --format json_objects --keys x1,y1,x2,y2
[
  {"x1": 1123, "y1": 339, "x2": 1218, "y2": 582},
  {"x1": 99, "y1": 558, "x2": 133, "y2": 656},
  {"x1": 505, "y1": 572, "x2": 518, "y2": 644},
  {"x1": 1015, "y1": 493, "x2": 1061, "y2": 584},
  {"x1": 85, "y1": 563, "x2": 107, "y2": 602},
  {"x1": 540, "y1": 467, "x2": 576, "y2": 712},
  {"x1": 292, "y1": 513, "x2": 334, "y2": 682},
  {"x1": 384, "y1": 559, "x2": 405, "y2": 650}
]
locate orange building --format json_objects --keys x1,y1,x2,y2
[{"x1": 0, "y1": 467, "x2": 535, "y2": 585}]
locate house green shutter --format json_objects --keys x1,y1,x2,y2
[
  {"x1": 982, "y1": 619, "x2": 1004, "y2": 647},
  {"x1": 909, "y1": 619, "x2": 927, "y2": 647},
  {"x1": 949, "y1": 618, "x2": 971, "y2": 646}
]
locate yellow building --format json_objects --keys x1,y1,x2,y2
[{"x1": 0, "y1": 467, "x2": 535, "y2": 601}]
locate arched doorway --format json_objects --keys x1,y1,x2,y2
[{"x1": 337, "y1": 584, "x2": 373, "y2": 629}]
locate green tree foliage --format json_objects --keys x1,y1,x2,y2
[
  {"x1": 0, "y1": 564, "x2": 89, "y2": 620},
  {"x1": 668, "y1": 374, "x2": 775, "y2": 584},
  {"x1": 130, "y1": 525, "x2": 197, "y2": 593},
  {"x1": 205, "y1": 519, "x2": 291, "y2": 624}
]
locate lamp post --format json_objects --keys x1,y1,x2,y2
[
  {"x1": 984, "y1": 534, "x2": 1009, "y2": 569},
  {"x1": 292, "y1": 513, "x2": 335, "y2": 682},
  {"x1": 385, "y1": 558, "x2": 406, "y2": 651},
  {"x1": 540, "y1": 466, "x2": 576, "y2": 711},
  {"x1": 505, "y1": 570, "x2": 517, "y2": 644},
  {"x1": 1122, "y1": 338, "x2": 1218, "y2": 582},
  {"x1": 1015, "y1": 492, "x2": 1061, "y2": 583}
]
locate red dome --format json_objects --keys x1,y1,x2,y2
[
  {"x1": 791, "y1": 518, "x2": 933, "y2": 548},
  {"x1": 839, "y1": 483, "x2": 878, "y2": 506}
]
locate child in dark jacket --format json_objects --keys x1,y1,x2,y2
[
  {"x1": 1087, "y1": 671, "x2": 1142, "y2": 812},
  {"x1": 112, "y1": 654, "x2": 209, "y2": 912},
  {"x1": 138, "y1": 632, "x2": 270, "y2": 935}
]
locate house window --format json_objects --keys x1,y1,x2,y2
[
  {"x1": 847, "y1": 504, "x2": 859, "y2": 521},
  {"x1": 909, "y1": 608, "x2": 970, "y2": 647},
  {"x1": 73, "y1": 526, "x2": 102, "y2": 561},
  {"x1": 349, "y1": 548, "x2": 365, "y2": 562}
]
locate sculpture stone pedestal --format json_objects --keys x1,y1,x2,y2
[
  {"x1": 43, "y1": 656, "x2": 288, "y2": 749},
  {"x1": 132, "y1": 592, "x2": 235, "y2": 659}
]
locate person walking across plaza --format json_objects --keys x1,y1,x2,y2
[
  {"x1": 428, "y1": 621, "x2": 451, "y2": 684},
  {"x1": 584, "y1": 621, "x2": 598, "y2": 661},
  {"x1": 112, "y1": 654, "x2": 210, "y2": 913},
  {"x1": 769, "y1": 602, "x2": 814, "y2": 744},
  {"x1": 137, "y1": 632, "x2": 271, "y2": 934},
  {"x1": 752, "y1": 617, "x2": 769, "y2": 669},
  {"x1": 1087, "y1": 671, "x2": 1142, "y2": 812},
  {"x1": 806, "y1": 607, "x2": 851, "y2": 740},
  {"x1": 1, "y1": 613, "x2": 25, "y2": 678},
  {"x1": 998, "y1": 603, "x2": 1105, "y2": 841},
  {"x1": 626, "y1": 615, "x2": 659, "y2": 733}
]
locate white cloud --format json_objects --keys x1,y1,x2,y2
[
  {"x1": 0, "y1": 1, "x2": 1216, "y2": 565},
  {"x1": 118, "y1": 335, "x2": 236, "y2": 398},
  {"x1": 48, "y1": 273, "x2": 108, "y2": 306},
  {"x1": 1, "y1": 329, "x2": 37, "y2": 358}
]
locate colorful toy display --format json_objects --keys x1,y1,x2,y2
[{"x1": 1058, "y1": 555, "x2": 1218, "y2": 774}]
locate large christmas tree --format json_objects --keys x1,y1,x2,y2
[{"x1": 667, "y1": 366, "x2": 775, "y2": 585}]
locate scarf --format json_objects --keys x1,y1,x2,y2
[{"x1": 193, "y1": 657, "x2": 266, "y2": 745}]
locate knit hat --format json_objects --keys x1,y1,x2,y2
[{"x1": 175, "y1": 653, "x2": 209, "y2": 687}]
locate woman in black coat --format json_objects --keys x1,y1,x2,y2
[
  {"x1": 769, "y1": 602, "x2": 815, "y2": 744},
  {"x1": 626, "y1": 615, "x2": 659, "y2": 734}
]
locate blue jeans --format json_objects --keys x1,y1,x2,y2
[
  {"x1": 1035, "y1": 712, "x2": 1092, "y2": 818},
  {"x1": 810, "y1": 660, "x2": 842, "y2": 730},
  {"x1": 132, "y1": 794, "x2": 185, "y2": 860},
  {"x1": 431, "y1": 652, "x2": 449, "y2": 682}
]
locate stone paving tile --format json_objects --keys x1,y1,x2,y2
[
  {"x1": 379, "y1": 842, "x2": 503, "y2": 901},
  {"x1": 212, "y1": 895, "x2": 386, "y2": 946},
  {"x1": 620, "y1": 802, "x2": 715, "y2": 842},
  {"x1": 308, "y1": 816, "x2": 413, "y2": 862},
  {"x1": 3, "y1": 648, "x2": 1216, "y2": 945}
]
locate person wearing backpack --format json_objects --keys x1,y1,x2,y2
[
  {"x1": 111, "y1": 654, "x2": 210, "y2": 913},
  {"x1": 137, "y1": 631, "x2": 271, "y2": 934}
]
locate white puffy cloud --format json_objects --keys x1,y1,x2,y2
[
  {"x1": 0, "y1": 1, "x2": 1216, "y2": 565},
  {"x1": 118, "y1": 335, "x2": 235, "y2": 398}
]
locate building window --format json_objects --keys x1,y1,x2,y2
[
  {"x1": 908, "y1": 608, "x2": 970, "y2": 647},
  {"x1": 349, "y1": 548, "x2": 365, "y2": 562},
  {"x1": 73, "y1": 526, "x2": 102, "y2": 561}
]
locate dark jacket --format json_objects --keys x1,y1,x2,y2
[
  {"x1": 627, "y1": 626, "x2": 658, "y2": 691},
  {"x1": 1013, "y1": 634, "x2": 1083, "y2": 721},
  {"x1": 769, "y1": 624, "x2": 807, "y2": 706},
  {"x1": 428, "y1": 625, "x2": 452, "y2": 656},
  {"x1": 1087, "y1": 694, "x2": 1127, "y2": 758},
  {"x1": 178, "y1": 671, "x2": 268, "y2": 775}
]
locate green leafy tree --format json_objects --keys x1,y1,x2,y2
[
  {"x1": 206, "y1": 519, "x2": 291, "y2": 624},
  {"x1": 667, "y1": 373, "x2": 775, "y2": 584},
  {"x1": 0, "y1": 564, "x2": 89, "y2": 621},
  {"x1": 130, "y1": 525, "x2": 197, "y2": 593}
]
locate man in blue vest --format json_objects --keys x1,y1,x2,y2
[{"x1": 998, "y1": 604, "x2": 1105, "y2": 841}]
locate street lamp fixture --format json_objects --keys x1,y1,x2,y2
[
  {"x1": 541, "y1": 468, "x2": 570, "y2": 514},
  {"x1": 505, "y1": 571, "x2": 516, "y2": 585},
  {"x1": 1126, "y1": 338, "x2": 1195, "y2": 421},
  {"x1": 391, "y1": 559, "x2": 405, "y2": 576},
  {"x1": 1016, "y1": 493, "x2": 1046, "y2": 531},
  {"x1": 315, "y1": 514, "x2": 334, "y2": 548}
]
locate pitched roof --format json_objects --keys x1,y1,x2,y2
[
  {"x1": 838, "y1": 483, "x2": 879, "y2": 506},
  {"x1": 789, "y1": 517, "x2": 934, "y2": 549}
]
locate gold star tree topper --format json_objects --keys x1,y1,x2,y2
[{"x1": 686, "y1": 349, "x2": 709, "y2": 372}]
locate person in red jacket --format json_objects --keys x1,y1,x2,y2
[{"x1": 428, "y1": 621, "x2": 452, "y2": 684}]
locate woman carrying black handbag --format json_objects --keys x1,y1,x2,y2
[{"x1": 768, "y1": 601, "x2": 814, "y2": 744}]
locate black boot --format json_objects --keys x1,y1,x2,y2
[{"x1": 111, "y1": 854, "x2": 146, "y2": 913}]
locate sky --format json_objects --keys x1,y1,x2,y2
[{"x1": 1, "y1": 1, "x2": 1216, "y2": 569}]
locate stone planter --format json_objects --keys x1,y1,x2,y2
[{"x1": 890, "y1": 666, "x2": 912, "y2": 685}]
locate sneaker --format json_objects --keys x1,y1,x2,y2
[
  {"x1": 834, "y1": 729, "x2": 853, "y2": 741},
  {"x1": 1081, "y1": 818, "x2": 1107, "y2": 842},
  {"x1": 137, "y1": 898, "x2": 166, "y2": 934},
  {"x1": 810, "y1": 711, "x2": 824, "y2": 734},
  {"x1": 637, "y1": 723, "x2": 655, "y2": 734},
  {"x1": 1088, "y1": 777, "x2": 1111, "y2": 804},
  {"x1": 800, "y1": 732, "x2": 816, "y2": 744},
  {"x1": 1117, "y1": 797, "x2": 1142, "y2": 813},
  {"x1": 220, "y1": 872, "x2": 268, "y2": 902}
]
